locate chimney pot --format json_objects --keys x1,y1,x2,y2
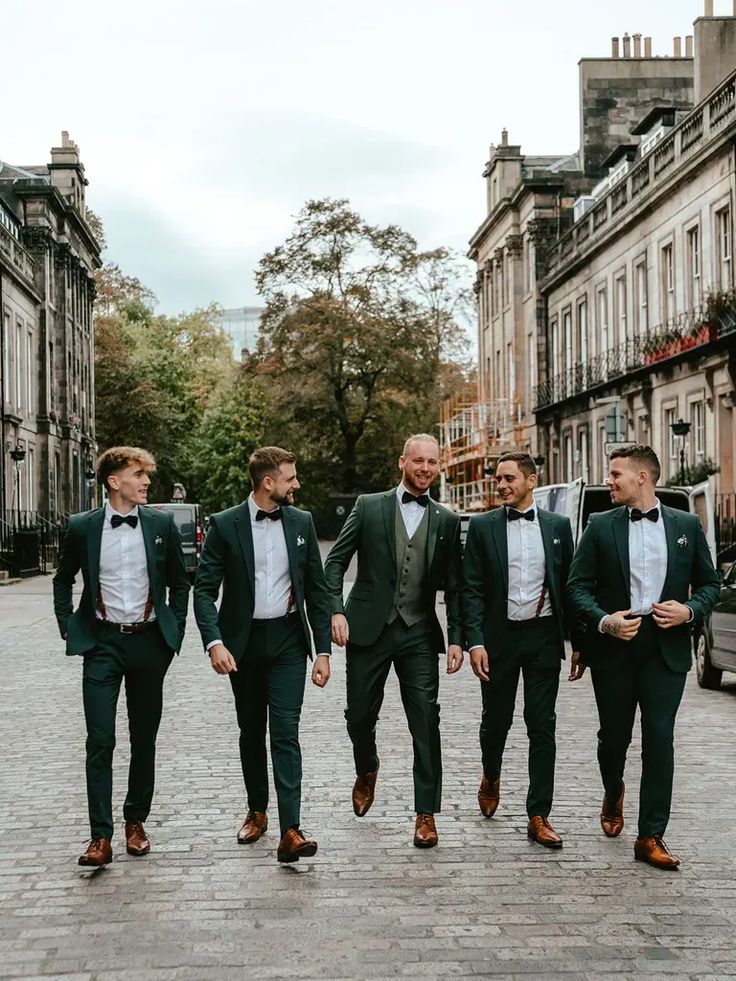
[
  {"x1": 633, "y1": 33, "x2": 642, "y2": 57},
  {"x1": 673, "y1": 36, "x2": 682, "y2": 57},
  {"x1": 704, "y1": 0, "x2": 714, "y2": 16},
  {"x1": 685, "y1": 35, "x2": 693, "y2": 57},
  {"x1": 501, "y1": 128, "x2": 508, "y2": 147},
  {"x1": 623, "y1": 33, "x2": 631, "y2": 57},
  {"x1": 644, "y1": 36, "x2": 652, "y2": 57},
  {"x1": 612, "y1": 36, "x2": 620, "y2": 58}
]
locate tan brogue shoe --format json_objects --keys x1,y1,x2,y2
[
  {"x1": 78, "y1": 838, "x2": 113, "y2": 867},
  {"x1": 413, "y1": 813, "x2": 438, "y2": 848},
  {"x1": 634, "y1": 835, "x2": 681, "y2": 870},
  {"x1": 237, "y1": 810, "x2": 268, "y2": 844},
  {"x1": 352, "y1": 767, "x2": 379, "y2": 817},
  {"x1": 478, "y1": 776, "x2": 500, "y2": 818},
  {"x1": 125, "y1": 821, "x2": 150, "y2": 856},
  {"x1": 277, "y1": 828, "x2": 318, "y2": 863},
  {"x1": 527, "y1": 816, "x2": 563, "y2": 849},
  {"x1": 601, "y1": 782, "x2": 625, "y2": 838}
]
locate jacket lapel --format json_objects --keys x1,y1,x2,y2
[
  {"x1": 659, "y1": 505, "x2": 680, "y2": 601},
  {"x1": 280, "y1": 507, "x2": 300, "y2": 586},
  {"x1": 425, "y1": 501, "x2": 440, "y2": 572},
  {"x1": 234, "y1": 503, "x2": 256, "y2": 594},
  {"x1": 612, "y1": 508, "x2": 631, "y2": 602},
  {"x1": 537, "y1": 510, "x2": 557, "y2": 605},
  {"x1": 382, "y1": 490, "x2": 398, "y2": 571},
  {"x1": 490, "y1": 509, "x2": 509, "y2": 595},
  {"x1": 86, "y1": 508, "x2": 105, "y2": 599},
  {"x1": 137, "y1": 507, "x2": 157, "y2": 590}
]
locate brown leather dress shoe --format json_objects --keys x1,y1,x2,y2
[
  {"x1": 601, "y1": 782, "x2": 625, "y2": 838},
  {"x1": 78, "y1": 838, "x2": 113, "y2": 867},
  {"x1": 527, "y1": 816, "x2": 563, "y2": 849},
  {"x1": 277, "y1": 828, "x2": 318, "y2": 863},
  {"x1": 413, "y1": 813, "x2": 438, "y2": 848},
  {"x1": 237, "y1": 810, "x2": 268, "y2": 844},
  {"x1": 352, "y1": 766, "x2": 379, "y2": 817},
  {"x1": 478, "y1": 776, "x2": 500, "y2": 818},
  {"x1": 634, "y1": 835, "x2": 681, "y2": 869},
  {"x1": 125, "y1": 821, "x2": 150, "y2": 856}
]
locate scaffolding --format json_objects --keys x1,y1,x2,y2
[{"x1": 438, "y1": 385, "x2": 528, "y2": 512}]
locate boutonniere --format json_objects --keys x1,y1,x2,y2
[
  {"x1": 677, "y1": 534, "x2": 689, "y2": 549},
  {"x1": 553, "y1": 537, "x2": 561, "y2": 547},
  {"x1": 155, "y1": 535, "x2": 163, "y2": 546},
  {"x1": 296, "y1": 535, "x2": 305, "y2": 547}
]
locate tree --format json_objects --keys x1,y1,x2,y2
[{"x1": 254, "y1": 198, "x2": 471, "y2": 499}]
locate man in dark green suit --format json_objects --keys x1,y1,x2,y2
[
  {"x1": 324, "y1": 434, "x2": 463, "y2": 849},
  {"x1": 53, "y1": 446, "x2": 190, "y2": 868},
  {"x1": 193, "y1": 446, "x2": 332, "y2": 864},
  {"x1": 463, "y1": 451, "x2": 576, "y2": 848},
  {"x1": 566, "y1": 445, "x2": 719, "y2": 869}
]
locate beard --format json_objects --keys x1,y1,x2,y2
[{"x1": 271, "y1": 489, "x2": 294, "y2": 507}]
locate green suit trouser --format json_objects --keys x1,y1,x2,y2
[
  {"x1": 479, "y1": 616, "x2": 562, "y2": 819},
  {"x1": 345, "y1": 618, "x2": 442, "y2": 815},
  {"x1": 82, "y1": 625, "x2": 173, "y2": 840},
  {"x1": 229, "y1": 615, "x2": 308, "y2": 835},
  {"x1": 590, "y1": 618, "x2": 687, "y2": 839}
]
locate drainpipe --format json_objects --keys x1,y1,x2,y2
[{"x1": 0, "y1": 268, "x2": 6, "y2": 527}]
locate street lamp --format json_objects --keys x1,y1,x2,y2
[
  {"x1": 9, "y1": 444, "x2": 26, "y2": 521},
  {"x1": 670, "y1": 417, "x2": 691, "y2": 485}
]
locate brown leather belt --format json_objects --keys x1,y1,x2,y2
[{"x1": 97, "y1": 620, "x2": 157, "y2": 635}]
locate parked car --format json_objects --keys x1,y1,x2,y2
[
  {"x1": 150, "y1": 502, "x2": 205, "y2": 581},
  {"x1": 694, "y1": 560, "x2": 736, "y2": 689}
]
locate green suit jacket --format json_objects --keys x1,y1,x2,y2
[
  {"x1": 323, "y1": 488, "x2": 463, "y2": 650},
  {"x1": 192, "y1": 502, "x2": 332, "y2": 661},
  {"x1": 52, "y1": 506, "x2": 190, "y2": 656},
  {"x1": 462, "y1": 507, "x2": 576, "y2": 661},
  {"x1": 565, "y1": 505, "x2": 720, "y2": 673}
]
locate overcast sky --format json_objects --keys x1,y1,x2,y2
[{"x1": 1, "y1": 0, "x2": 715, "y2": 314}]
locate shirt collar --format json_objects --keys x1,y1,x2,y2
[
  {"x1": 248, "y1": 494, "x2": 281, "y2": 521},
  {"x1": 105, "y1": 503, "x2": 139, "y2": 523},
  {"x1": 398, "y1": 482, "x2": 429, "y2": 503}
]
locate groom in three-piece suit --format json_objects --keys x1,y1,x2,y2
[
  {"x1": 324, "y1": 434, "x2": 464, "y2": 849},
  {"x1": 566, "y1": 445, "x2": 719, "y2": 869},
  {"x1": 53, "y1": 446, "x2": 190, "y2": 867},
  {"x1": 463, "y1": 451, "x2": 577, "y2": 848},
  {"x1": 193, "y1": 446, "x2": 332, "y2": 864}
]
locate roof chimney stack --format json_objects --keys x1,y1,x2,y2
[
  {"x1": 644, "y1": 36, "x2": 652, "y2": 56},
  {"x1": 705, "y1": 0, "x2": 714, "y2": 16},
  {"x1": 611, "y1": 36, "x2": 620, "y2": 58},
  {"x1": 623, "y1": 33, "x2": 631, "y2": 57},
  {"x1": 501, "y1": 128, "x2": 509, "y2": 147},
  {"x1": 633, "y1": 33, "x2": 642, "y2": 57},
  {"x1": 685, "y1": 35, "x2": 694, "y2": 57},
  {"x1": 673, "y1": 36, "x2": 682, "y2": 57}
]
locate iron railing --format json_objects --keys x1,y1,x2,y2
[
  {"x1": 0, "y1": 510, "x2": 69, "y2": 577},
  {"x1": 715, "y1": 494, "x2": 736, "y2": 563}
]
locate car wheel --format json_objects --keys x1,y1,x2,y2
[{"x1": 695, "y1": 631, "x2": 722, "y2": 690}]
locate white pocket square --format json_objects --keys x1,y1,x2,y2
[{"x1": 297, "y1": 535, "x2": 305, "y2": 546}]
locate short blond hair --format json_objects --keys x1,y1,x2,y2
[
  {"x1": 402, "y1": 433, "x2": 439, "y2": 456},
  {"x1": 97, "y1": 446, "x2": 156, "y2": 490}
]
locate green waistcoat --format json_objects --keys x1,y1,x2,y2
[{"x1": 388, "y1": 500, "x2": 429, "y2": 628}]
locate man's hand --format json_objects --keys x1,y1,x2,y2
[
  {"x1": 209, "y1": 644, "x2": 237, "y2": 674},
  {"x1": 446, "y1": 645, "x2": 464, "y2": 674},
  {"x1": 568, "y1": 650, "x2": 586, "y2": 681},
  {"x1": 601, "y1": 610, "x2": 641, "y2": 641},
  {"x1": 469, "y1": 646, "x2": 490, "y2": 682},
  {"x1": 311, "y1": 655, "x2": 331, "y2": 688},
  {"x1": 332, "y1": 613, "x2": 349, "y2": 647},
  {"x1": 652, "y1": 600, "x2": 692, "y2": 630}
]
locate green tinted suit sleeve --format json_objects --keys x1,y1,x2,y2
[
  {"x1": 462, "y1": 518, "x2": 487, "y2": 650},
  {"x1": 52, "y1": 521, "x2": 81, "y2": 640},
  {"x1": 559, "y1": 518, "x2": 583, "y2": 650},
  {"x1": 443, "y1": 518, "x2": 463, "y2": 648},
  {"x1": 565, "y1": 517, "x2": 609, "y2": 634},
  {"x1": 684, "y1": 518, "x2": 720, "y2": 628},
  {"x1": 165, "y1": 514, "x2": 190, "y2": 644},
  {"x1": 304, "y1": 514, "x2": 333, "y2": 655},
  {"x1": 193, "y1": 515, "x2": 226, "y2": 650},
  {"x1": 323, "y1": 496, "x2": 363, "y2": 615}
]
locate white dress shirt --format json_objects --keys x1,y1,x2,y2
[
  {"x1": 249, "y1": 495, "x2": 293, "y2": 620},
  {"x1": 397, "y1": 483, "x2": 430, "y2": 539},
  {"x1": 506, "y1": 504, "x2": 552, "y2": 621},
  {"x1": 97, "y1": 505, "x2": 154, "y2": 623}
]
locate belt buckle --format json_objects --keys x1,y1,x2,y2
[{"x1": 119, "y1": 624, "x2": 134, "y2": 635}]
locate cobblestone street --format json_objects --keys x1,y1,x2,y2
[{"x1": 1, "y1": 568, "x2": 736, "y2": 981}]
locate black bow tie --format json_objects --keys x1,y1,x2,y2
[
  {"x1": 256, "y1": 508, "x2": 282, "y2": 521},
  {"x1": 630, "y1": 508, "x2": 659, "y2": 523},
  {"x1": 507, "y1": 508, "x2": 535, "y2": 522},
  {"x1": 402, "y1": 491, "x2": 429, "y2": 507},
  {"x1": 110, "y1": 513, "x2": 138, "y2": 529}
]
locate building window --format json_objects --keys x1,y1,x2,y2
[
  {"x1": 690, "y1": 399, "x2": 705, "y2": 464},
  {"x1": 550, "y1": 317, "x2": 559, "y2": 380},
  {"x1": 527, "y1": 331, "x2": 535, "y2": 404},
  {"x1": 494, "y1": 262, "x2": 501, "y2": 315},
  {"x1": 2, "y1": 310, "x2": 9, "y2": 405},
  {"x1": 717, "y1": 206, "x2": 732, "y2": 290},
  {"x1": 578, "y1": 426, "x2": 590, "y2": 482},
  {"x1": 577, "y1": 298, "x2": 588, "y2": 364},
  {"x1": 563, "y1": 309, "x2": 573, "y2": 375},
  {"x1": 495, "y1": 349, "x2": 501, "y2": 399},
  {"x1": 27, "y1": 448, "x2": 35, "y2": 512},
  {"x1": 664, "y1": 406, "x2": 678, "y2": 481},
  {"x1": 15, "y1": 319, "x2": 23, "y2": 412},
  {"x1": 662, "y1": 243, "x2": 675, "y2": 322},
  {"x1": 599, "y1": 423, "x2": 608, "y2": 482},
  {"x1": 597, "y1": 287, "x2": 608, "y2": 352},
  {"x1": 634, "y1": 257, "x2": 648, "y2": 333},
  {"x1": 687, "y1": 226, "x2": 701, "y2": 311},
  {"x1": 563, "y1": 431, "x2": 573, "y2": 482},
  {"x1": 614, "y1": 273, "x2": 627, "y2": 346},
  {"x1": 525, "y1": 235, "x2": 534, "y2": 293},
  {"x1": 26, "y1": 330, "x2": 33, "y2": 417}
]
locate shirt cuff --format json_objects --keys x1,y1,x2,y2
[
  {"x1": 469, "y1": 645, "x2": 485, "y2": 652},
  {"x1": 598, "y1": 616, "x2": 608, "y2": 634},
  {"x1": 206, "y1": 639, "x2": 223, "y2": 653},
  {"x1": 685, "y1": 605, "x2": 694, "y2": 623},
  {"x1": 316, "y1": 652, "x2": 330, "y2": 657}
]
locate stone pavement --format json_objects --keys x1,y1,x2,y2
[{"x1": 1, "y1": 568, "x2": 736, "y2": 981}]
